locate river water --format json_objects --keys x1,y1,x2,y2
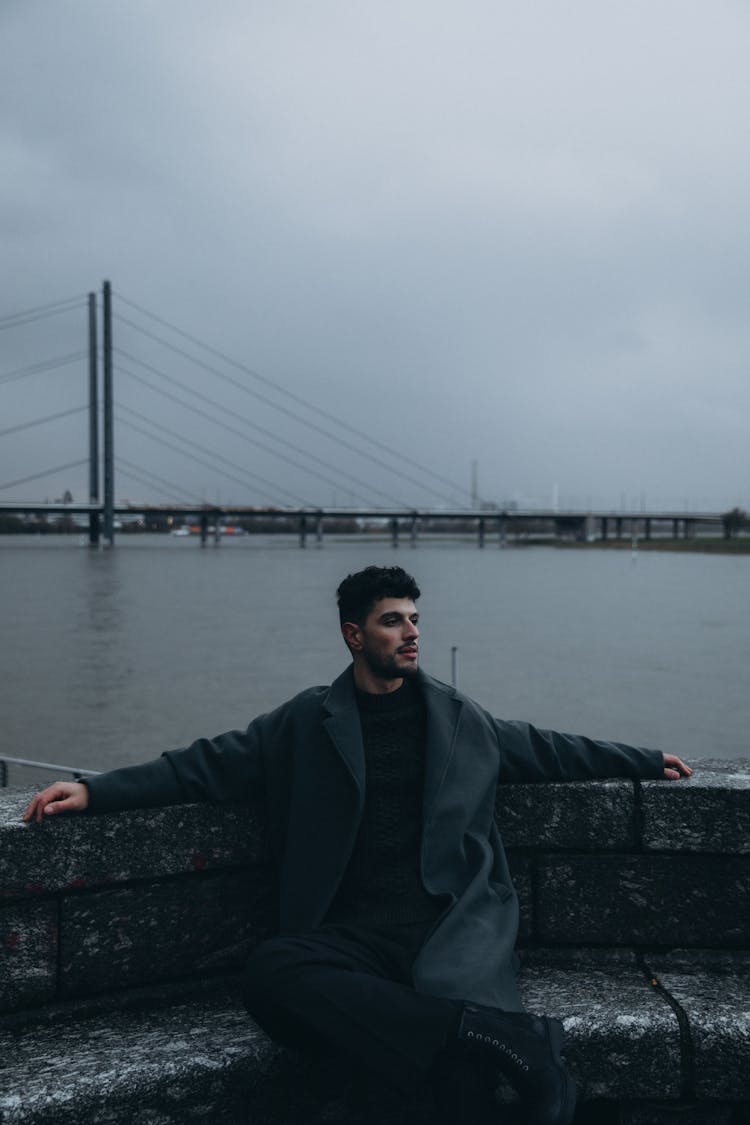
[{"x1": 1, "y1": 534, "x2": 747, "y2": 783}]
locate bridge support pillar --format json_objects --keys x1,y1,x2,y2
[
  {"x1": 214, "y1": 521, "x2": 221, "y2": 545},
  {"x1": 390, "y1": 518, "x2": 399, "y2": 548},
  {"x1": 410, "y1": 514, "x2": 418, "y2": 547},
  {"x1": 299, "y1": 515, "x2": 307, "y2": 548},
  {"x1": 200, "y1": 514, "x2": 208, "y2": 547},
  {"x1": 315, "y1": 514, "x2": 323, "y2": 547},
  {"x1": 478, "y1": 517, "x2": 485, "y2": 548},
  {"x1": 498, "y1": 516, "x2": 507, "y2": 547},
  {"x1": 601, "y1": 517, "x2": 608, "y2": 541},
  {"x1": 673, "y1": 518, "x2": 679, "y2": 539},
  {"x1": 616, "y1": 517, "x2": 623, "y2": 539},
  {"x1": 645, "y1": 518, "x2": 652, "y2": 541}
]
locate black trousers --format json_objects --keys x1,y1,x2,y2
[{"x1": 242, "y1": 923, "x2": 463, "y2": 1095}]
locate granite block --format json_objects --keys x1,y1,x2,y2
[
  {"x1": 518, "y1": 956, "x2": 682, "y2": 1101},
  {"x1": 0, "y1": 899, "x2": 58, "y2": 1010},
  {"x1": 59, "y1": 871, "x2": 272, "y2": 996},
  {"x1": 537, "y1": 855, "x2": 750, "y2": 945},
  {"x1": 647, "y1": 953, "x2": 750, "y2": 1101},
  {"x1": 0, "y1": 989, "x2": 279, "y2": 1124},
  {"x1": 641, "y1": 760, "x2": 750, "y2": 854},
  {"x1": 497, "y1": 779, "x2": 635, "y2": 850},
  {"x1": 1, "y1": 791, "x2": 268, "y2": 899}
]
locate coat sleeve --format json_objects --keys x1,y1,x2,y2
[
  {"x1": 492, "y1": 717, "x2": 665, "y2": 784},
  {"x1": 84, "y1": 721, "x2": 266, "y2": 813}
]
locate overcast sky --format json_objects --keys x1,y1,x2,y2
[{"x1": 1, "y1": 0, "x2": 748, "y2": 513}]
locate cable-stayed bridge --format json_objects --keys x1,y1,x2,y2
[{"x1": 0, "y1": 282, "x2": 731, "y2": 546}]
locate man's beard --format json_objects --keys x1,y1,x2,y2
[{"x1": 362, "y1": 649, "x2": 419, "y2": 681}]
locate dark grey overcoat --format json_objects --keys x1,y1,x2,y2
[{"x1": 85, "y1": 666, "x2": 664, "y2": 1010}]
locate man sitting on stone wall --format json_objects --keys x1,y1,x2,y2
[{"x1": 24, "y1": 565, "x2": 691, "y2": 1125}]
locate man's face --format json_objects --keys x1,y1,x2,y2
[{"x1": 344, "y1": 597, "x2": 420, "y2": 683}]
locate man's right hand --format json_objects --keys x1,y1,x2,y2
[{"x1": 22, "y1": 781, "x2": 90, "y2": 824}]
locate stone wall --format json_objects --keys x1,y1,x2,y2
[{"x1": 2, "y1": 760, "x2": 748, "y2": 1014}]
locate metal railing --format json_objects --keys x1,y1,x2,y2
[{"x1": 0, "y1": 756, "x2": 101, "y2": 788}]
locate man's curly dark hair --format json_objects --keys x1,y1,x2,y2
[{"x1": 336, "y1": 566, "x2": 421, "y2": 626}]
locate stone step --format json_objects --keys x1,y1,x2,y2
[{"x1": 0, "y1": 955, "x2": 747, "y2": 1124}]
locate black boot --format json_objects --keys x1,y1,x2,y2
[{"x1": 456, "y1": 1004, "x2": 577, "y2": 1125}]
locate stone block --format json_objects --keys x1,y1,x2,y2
[
  {"x1": 641, "y1": 760, "x2": 750, "y2": 854},
  {"x1": 497, "y1": 780, "x2": 635, "y2": 850},
  {"x1": 0, "y1": 989, "x2": 279, "y2": 1125},
  {"x1": 59, "y1": 871, "x2": 272, "y2": 996},
  {"x1": 648, "y1": 952, "x2": 750, "y2": 1101},
  {"x1": 519, "y1": 955, "x2": 682, "y2": 1101},
  {"x1": 0, "y1": 899, "x2": 58, "y2": 1010},
  {"x1": 537, "y1": 850, "x2": 746, "y2": 949},
  {"x1": 1, "y1": 791, "x2": 268, "y2": 899},
  {"x1": 537, "y1": 855, "x2": 750, "y2": 946}
]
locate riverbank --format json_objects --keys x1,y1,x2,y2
[{"x1": 513, "y1": 536, "x2": 750, "y2": 554}]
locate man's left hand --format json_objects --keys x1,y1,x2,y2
[{"x1": 662, "y1": 754, "x2": 692, "y2": 780}]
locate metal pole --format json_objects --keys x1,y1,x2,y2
[
  {"x1": 102, "y1": 280, "x2": 115, "y2": 546},
  {"x1": 87, "y1": 292, "x2": 100, "y2": 547}
]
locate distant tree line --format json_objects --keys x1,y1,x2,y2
[{"x1": 721, "y1": 507, "x2": 747, "y2": 538}]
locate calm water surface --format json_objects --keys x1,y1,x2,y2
[{"x1": 1, "y1": 535, "x2": 748, "y2": 781}]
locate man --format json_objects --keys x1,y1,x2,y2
[{"x1": 24, "y1": 566, "x2": 691, "y2": 1124}]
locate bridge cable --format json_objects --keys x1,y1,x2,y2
[
  {"x1": 115, "y1": 355, "x2": 403, "y2": 508},
  {"x1": 0, "y1": 405, "x2": 88, "y2": 440},
  {"x1": 0, "y1": 459, "x2": 88, "y2": 491},
  {"x1": 0, "y1": 295, "x2": 86, "y2": 331},
  {"x1": 113, "y1": 306, "x2": 465, "y2": 507},
  {"x1": 116, "y1": 408, "x2": 312, "y2": 507},
  {"x1": 0, "y1": 352, "x2": 88, "y2": 387},
  {"x1": 115, "y1": 291, "x2": 471, "y2": 504},
  {"x1": 115, "y1": 458, "x2": 208, "y2": 505},
  {"x1": 119, "y1": 403, "x2": 401, "y2": 510}
]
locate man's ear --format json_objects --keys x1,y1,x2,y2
[{"x1": 341, "y1": 621, "x2": 363, "y2": 653}]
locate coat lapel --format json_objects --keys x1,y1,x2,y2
[
  {"x1": 419, "y1": 670, "x2": 464, "y2": 818},
  {"x1": 321, "y1": 666, "x2": 462, "y2": 815},
  {"x1": 322, "y1": 666, "x2": 366, "y2": 797}
]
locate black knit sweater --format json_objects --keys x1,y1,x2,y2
[{"x1": 324, "y1": 677, "x2": 443, "y2": 933}]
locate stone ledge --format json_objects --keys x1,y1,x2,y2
[
  {"x1": 647, "y1": 952, "x2": 750, "y2": 1102},
  {"x1": 0, "y1": 792, "x2": 267, "y2": 898},
  {"x1": 1, "y1": 955, "x2": 746, "y2": 1123},
  {"x1": 641, "y1": 760, "x2": 750, "y2": 854},
  {"x1": 496, "y1": 779, "x2": 636, "y2": 850},
  {"x1": 3, "y1": 762, "x2": 747, "y2": 909}
]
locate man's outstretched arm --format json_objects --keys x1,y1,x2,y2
[
  {"x1": 493, "y1": 716, "x2": 693, "y2": 784},
  {"x1": 22, "y1": 718, "x2": 268, "y2": 824}
]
